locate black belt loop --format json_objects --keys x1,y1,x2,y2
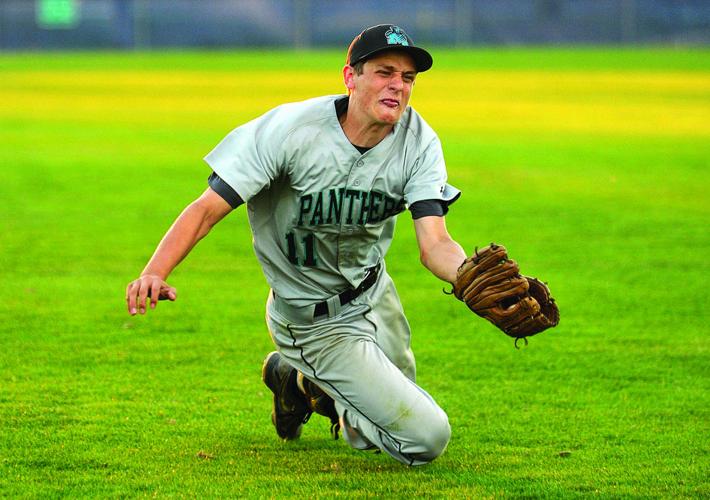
[{"x1": 313, "y1": 263, "x2": 381, "y2": 318}]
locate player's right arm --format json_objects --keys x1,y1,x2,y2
[{"x1": 125, "y1": 187, "x2": 233, "y2": 315}]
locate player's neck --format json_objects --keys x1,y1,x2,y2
[{"x1": 339, "y1": 107, "x2": 393, "y2": 149}]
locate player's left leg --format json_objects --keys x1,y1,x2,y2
[{"x1": 362, "y1": 270, "x2": 416, "y2": 380}]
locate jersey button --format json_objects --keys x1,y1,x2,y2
[
  {"x1": 354, "y1": 180, "x2": 361, "y2": 186},
  {"x1": 357, "y1": 160, "x2": 364, "y2": 167}
]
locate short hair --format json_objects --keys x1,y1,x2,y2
[{"x1": 351, "y1": 60, "x2": 365, "y2": 75}]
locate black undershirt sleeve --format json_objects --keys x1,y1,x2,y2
[
  {"x1": 410, "y1": 199, "x2": 447, "y2": 219},
  {"x1": 208, "y1": 172, "x2": 244, "y2": 209}
]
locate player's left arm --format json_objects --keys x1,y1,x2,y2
[{"x1": 413, "y1": 215, "x2": 466, "y2": 284}]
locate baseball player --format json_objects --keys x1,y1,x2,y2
[{"x1": 126, "y1": 24, "x2": 468, "y2": 466}]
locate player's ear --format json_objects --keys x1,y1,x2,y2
[{"x1": 343, "y1": 65, "x2": 356, "y2": 94}]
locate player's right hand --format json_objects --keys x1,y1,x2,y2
[{"x1": 125, "y1": 274, "x2": 177, "y2": 316}]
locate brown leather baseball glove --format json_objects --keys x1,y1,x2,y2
[{"x1": 453, "y1": 243, "x2": 559, "y2": 347}]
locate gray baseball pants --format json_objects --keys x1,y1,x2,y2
[{"x1": 265, "y1": 267, "x2": 450, "y2": 466}]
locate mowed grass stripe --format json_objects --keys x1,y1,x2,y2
[{"x1": 2, "y1": 69, "x2": 709, "y2": 137}]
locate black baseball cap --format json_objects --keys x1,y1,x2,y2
[{"x1": 346, "y1": 24, "x2": 433, "y2": 72}]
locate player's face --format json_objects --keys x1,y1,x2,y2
[{"x1": 349, "y1": 51, "x2": 417, "y2": 125}]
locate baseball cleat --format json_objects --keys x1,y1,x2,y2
[
  {"x1": 261, "y1": 351, "x2": 311, "y2": 441},
  {"x1": 297, "y1": 372, "x2": 340, "y2": 440}
]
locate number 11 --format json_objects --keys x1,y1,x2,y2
[{"x1": 286, "y1": 232, "x2": 317, "y2": 267}]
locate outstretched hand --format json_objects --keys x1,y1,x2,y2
[{"x1": 125, "y1": 274, "x2": 177, "y2": 315}]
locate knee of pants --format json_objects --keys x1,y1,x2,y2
[{"x1": 408, "y1": 412, "x2": 451, "y2": 464}]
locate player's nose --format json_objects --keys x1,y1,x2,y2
[{"x1": 387, "y1": 73, "x2": 404, "y2": 91}]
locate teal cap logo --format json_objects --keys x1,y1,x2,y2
[{"x1": 385, "y1": 26, "x2": 409, "y2": 46}]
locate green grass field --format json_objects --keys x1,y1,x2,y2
[{"x1": 1, "y1": 48, "x2": 708, "y2": 497}]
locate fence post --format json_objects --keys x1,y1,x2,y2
[
  {"x1": 132, "y1": 0, "x2": 150, "y2": 49},
  {"x1": 293, "y1": 0, "x2": 311, "y2": 48},
  {"x1": 455, "y1": 0, "x2": 473, "y2": 46},
  {"x1": 621, "y1": 0, "x2": 637, "y2": 43}
]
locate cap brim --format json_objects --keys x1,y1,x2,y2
[{"x1": 353, "y1": 45, "x2": 433, "y2": 72}]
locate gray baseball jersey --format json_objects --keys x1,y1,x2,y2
[{"x1": 204, "y1": 94, "x2": 459, "y2": 306}]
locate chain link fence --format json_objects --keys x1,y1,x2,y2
[{"x1": 1, "y1": 0, "x2": 708, "y2": 50}]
